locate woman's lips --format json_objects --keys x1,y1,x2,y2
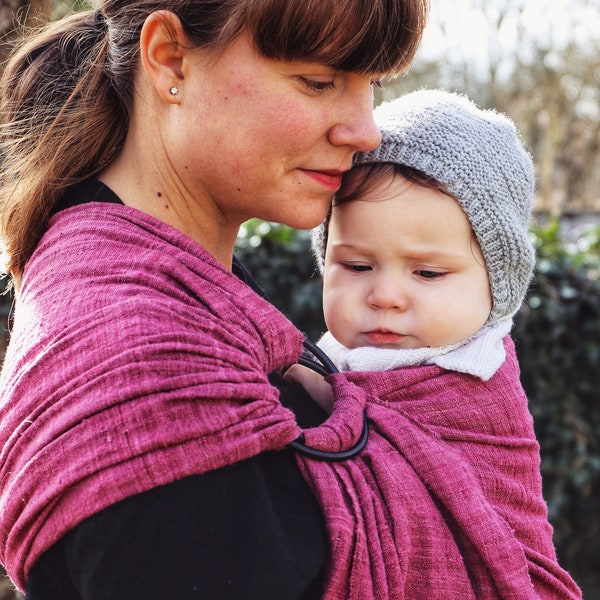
[
  {"x1": 301, "y1": 169, "x2": 343, "y2": 190},
  {"x1": 363, "y1": 331, "x2": 406, "y2": 346}
]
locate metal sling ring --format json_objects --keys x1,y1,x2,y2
[{"x1": 287, "y1": 338, "x2": 369, "y2": 462}]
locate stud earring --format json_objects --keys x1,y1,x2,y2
[{"x1": 169, "y1": 86, "x2": 179, "y2": 96}]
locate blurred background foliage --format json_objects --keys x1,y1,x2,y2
[
  {"x1": 513, "y1": 222, "x2": 600, "y2": 595},
  {"x1": 1, "y1": 0, "x2": 600, "y2": 598}
]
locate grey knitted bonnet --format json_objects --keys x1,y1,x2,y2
[{"x1": 313, "y1": 89, "x2": 536, "y2": 324}]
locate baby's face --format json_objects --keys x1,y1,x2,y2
[{"x1": 322, "y1": 175, "x2": 492, "y2": 350}]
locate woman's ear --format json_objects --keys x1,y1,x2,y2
[{"x1": 139, "y1": 11, "x2": 186, "y2": 103}]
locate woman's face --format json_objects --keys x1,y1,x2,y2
[{"x1": 166, "y1": 31, "x2": 382, "y2": 231}]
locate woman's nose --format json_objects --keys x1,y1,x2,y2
[{"x1": 328, "y1": 80, "x2": 382, "y2": 152}]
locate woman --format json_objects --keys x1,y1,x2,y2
[{"x1": 0, "y1": 0, "x2": 427, "y2": 598}]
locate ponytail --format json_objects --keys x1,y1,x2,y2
[{"x1": 0, "y1": 10, "x2": 129, "y2": 283}]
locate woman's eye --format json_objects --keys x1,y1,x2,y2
[
  {"x1": 370, "y1": 79, "x2": 383, "y2": 89},
  {"x1": 299, "y1": 77, "x2": 336, "y2": 92}
]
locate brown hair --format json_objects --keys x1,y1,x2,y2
[
  {"x1": 313, "y1": 163, "x2": 451, "y2": 268},
  {"x1": 0, "y1": 0, "x2": 428, "y2": 283},
  {"x1": 334, "y1": 163, "x2": 451, "y2": 207}
]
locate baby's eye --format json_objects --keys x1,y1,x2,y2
[
  {"x1": 342, "y1": 262, "x2": 372, "y2": 272},
  {"x1": 299, "y1": 77, "x2": 336, "y2": 92},
  {"x1": 370, "y1": 79, "x2": 383, "y2": 89},
  {"x1": 417, "y1": 269, "x2": 444, "y2": 279}
]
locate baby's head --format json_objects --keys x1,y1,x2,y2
[{"x1": 314, "y1": 89, "x2": 536, "y2": 327}]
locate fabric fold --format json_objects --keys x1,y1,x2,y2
[
  {"x1": 296, "y1": 339, "x2": 582, "y2": 599},
  {"x1": 0, "y1": 204, "x2": 310, "y2": 591}
]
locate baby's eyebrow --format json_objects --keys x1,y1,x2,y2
[
  {"x1": 406, "y1": 249, "x2": 467, "y2": 262},
  {"x1": 334, "y1": 241, "x2": 467, "y2": 263},
  {"x1": 330, "y1": 242, "x2": 374, "y2": 257}
]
